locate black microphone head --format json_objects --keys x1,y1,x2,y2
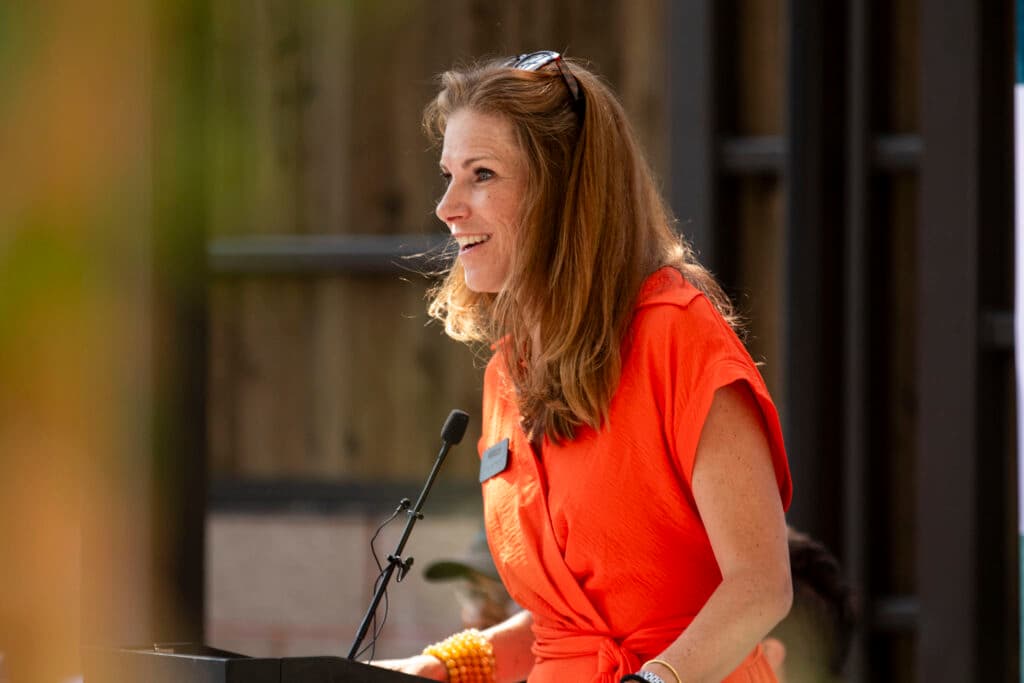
[{"x1": 441, "y1": 409, "x2": 470, "y2": 444}]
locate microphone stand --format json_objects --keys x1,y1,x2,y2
[{"x1": 347, "y1": 415, "x2": 466, "y2": 660}]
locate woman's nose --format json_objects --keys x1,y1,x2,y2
[{"x1": 435, "y1": 182, "x2": 468, "y2": 225}]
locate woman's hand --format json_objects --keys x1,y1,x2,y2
[
  {"x1": 375, "y1": 610, "x2": 535, "y2": 683},
  {"x1": 372, "y1": 654, "x2": 448, "y2": 681}
]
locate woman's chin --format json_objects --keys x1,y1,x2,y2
[{"x1": 463, "y1": 273, "x2": 503, "y2": 294}]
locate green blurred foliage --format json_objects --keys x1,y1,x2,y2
[
  {"x1": 0, "y1": 3, "x2": 37, "y2": 109},
  {"x1": 0, "y1": 227, "x2": 92, "y2": 354}
]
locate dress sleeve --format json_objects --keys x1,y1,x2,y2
[{"x1": 636, "y1": 294, "x2": 792, "y2": 509}]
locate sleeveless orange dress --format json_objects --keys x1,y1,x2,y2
[{"x1": 478, "y1": 268, "x2": 792, "y2": 683}]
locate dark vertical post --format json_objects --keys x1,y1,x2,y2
[
  {"x1": 917, "y1": 0, "x2": 979, "y2": 679},
  {"x1": 666, "y1": 0, "x2": 717, "y2": 270},
  {"x1": 843, "y1": 0, "x2": 869, "y2": 680},
  {"x1": 974, "y1": 0, "x2": 1017, "y2": 679},
  {"x1": 782, "y1": 0, "x2": 836, "y2": 543},
  {"x1": 150, "y1": 0, "x2": 209, "y2": 641}
]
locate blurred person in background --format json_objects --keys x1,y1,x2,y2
[
  {"x1": 761, "y1": 529, "x2": 856, "y2": 683},
  {"x1": 423, "y1": 529, "x2": 519, "y2": 630},
  {"x1": 377, "y1": 51, "x2": 792, "y2": 683}
]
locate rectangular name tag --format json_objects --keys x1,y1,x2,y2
[{"x1": 479, "y1": 438, "x2": 510, "y2": 483}]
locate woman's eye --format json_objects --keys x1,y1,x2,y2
[
  {"x1": 440, "y1": 171, "x2": 452, "y2": 186},
  {"x1": 475, "y1": 168, "x2": 495, "y2": 181}
]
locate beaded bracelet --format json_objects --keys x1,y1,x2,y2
[{"x1": 422, "y1": 628, "x2": 496, "y2": 683}]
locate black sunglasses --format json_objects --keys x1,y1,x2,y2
[{"x1": 504, "y1": 50, "x2": 583, "y2": 111}]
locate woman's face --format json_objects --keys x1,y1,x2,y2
[{"x1": 436, "y1": 109, "x2": 528, "y2": 293}]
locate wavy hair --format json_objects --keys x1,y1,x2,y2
[{"x1": 423, "y1": 56, "x2": 735, "y2": 442}]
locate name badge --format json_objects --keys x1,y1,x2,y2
[{"x1": 479, "y1": 438, "x2": 510, "y2": 482}]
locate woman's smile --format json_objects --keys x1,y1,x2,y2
[{"x1": 453, "y1": 232, "x2": 492, "y2": 253}]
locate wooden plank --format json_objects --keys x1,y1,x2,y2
[
  {"x1": 234, "y1": 278, "x2": 315, "y2": 477},
  {"x1": 300, "y1": 1, "x2": 354, "y2": 235},
  {"x1": 208, "y1": 281, "x2": 239, "y2": 474},
  {"x1": 618, "y1": 0, "x2": 668, "y2": 177},
  {"x1": 732, "y1": 0, "x2": 785, "y2": 136}
]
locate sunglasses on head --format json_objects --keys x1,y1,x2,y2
[{"x1": 504, "y1": 50, "x2": 583, "y2": 111}]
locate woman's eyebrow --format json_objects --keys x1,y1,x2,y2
[
  {"x1": 461, "y1": 155, "x2": 494, "y2": 167},
  {"x1": 446, "y1": 155, "x2": 497, "y2": 168},
  {"x1": 439, "y1": 154, "x2": 499, "y2": 172}
]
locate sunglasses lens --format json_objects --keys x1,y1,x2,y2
[
  {"x1": 512, "y1": 51, "x2": 560, "y2": 71},
  {"x1": 504, "y1": 50, "x2": 583, "y2": 111}
]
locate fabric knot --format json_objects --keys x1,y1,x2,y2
[
  {"x1": 594, "y1": 637, "x2": 640, "y2": 683},
  {"x1": 532, "y1": 621, "x2": 687, "y2": 683}
]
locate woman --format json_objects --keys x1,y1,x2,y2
[{"x1": 382, "y1": 51, "x2": 792, "y2": 683}]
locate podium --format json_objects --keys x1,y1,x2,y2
[{"x1": 82, "y1": 643, "x2": 436, "y2": 683}]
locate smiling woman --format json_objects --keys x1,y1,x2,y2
[
  {"x1": 435, "y1": 110, "x2": 527, "y2": 294},
  {"x1": 374, "y1": 53, "x2": 793, "y2": 683}
]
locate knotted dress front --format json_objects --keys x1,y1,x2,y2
[{"x1": 478, "y1": 268, "x2": 793, "y2": 683}]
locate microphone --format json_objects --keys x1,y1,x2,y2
[
  {"x1": 347, "y1": 409, "x2": 471, "y2": 660},
  {"x1": 441, "y1": 409, "x2": 469, "y2": 445}
]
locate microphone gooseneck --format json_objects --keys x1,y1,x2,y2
[{"x1": 347, "y1": 409, "x2": 471, "y2": 661}]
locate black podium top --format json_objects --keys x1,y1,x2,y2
[{"x1": 83, "y1": 644, "x2": 436, "y2": 683}]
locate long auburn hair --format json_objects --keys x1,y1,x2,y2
[{"x1": 424, "y1": 56, "x2": 735, "y2": 442}]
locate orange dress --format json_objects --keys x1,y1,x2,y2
[{"x1": 478, "y1": 268, "x2": 792, "y2": 683}]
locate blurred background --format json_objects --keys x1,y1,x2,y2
[{"x1": 0, "y1": 0, "x2": 1016, "y2": 681}]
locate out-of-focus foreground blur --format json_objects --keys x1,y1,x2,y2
[{"x1": 0, "y1": 2, "x2": 158, "y2": 681}]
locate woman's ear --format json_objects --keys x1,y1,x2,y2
[{"x1": 761, "y1": 636, "x2": 786, "y2": 677}]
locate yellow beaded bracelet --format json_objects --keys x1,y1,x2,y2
[{"x1": 423, "y1": 628, "x2": 496, "y2": 683}]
